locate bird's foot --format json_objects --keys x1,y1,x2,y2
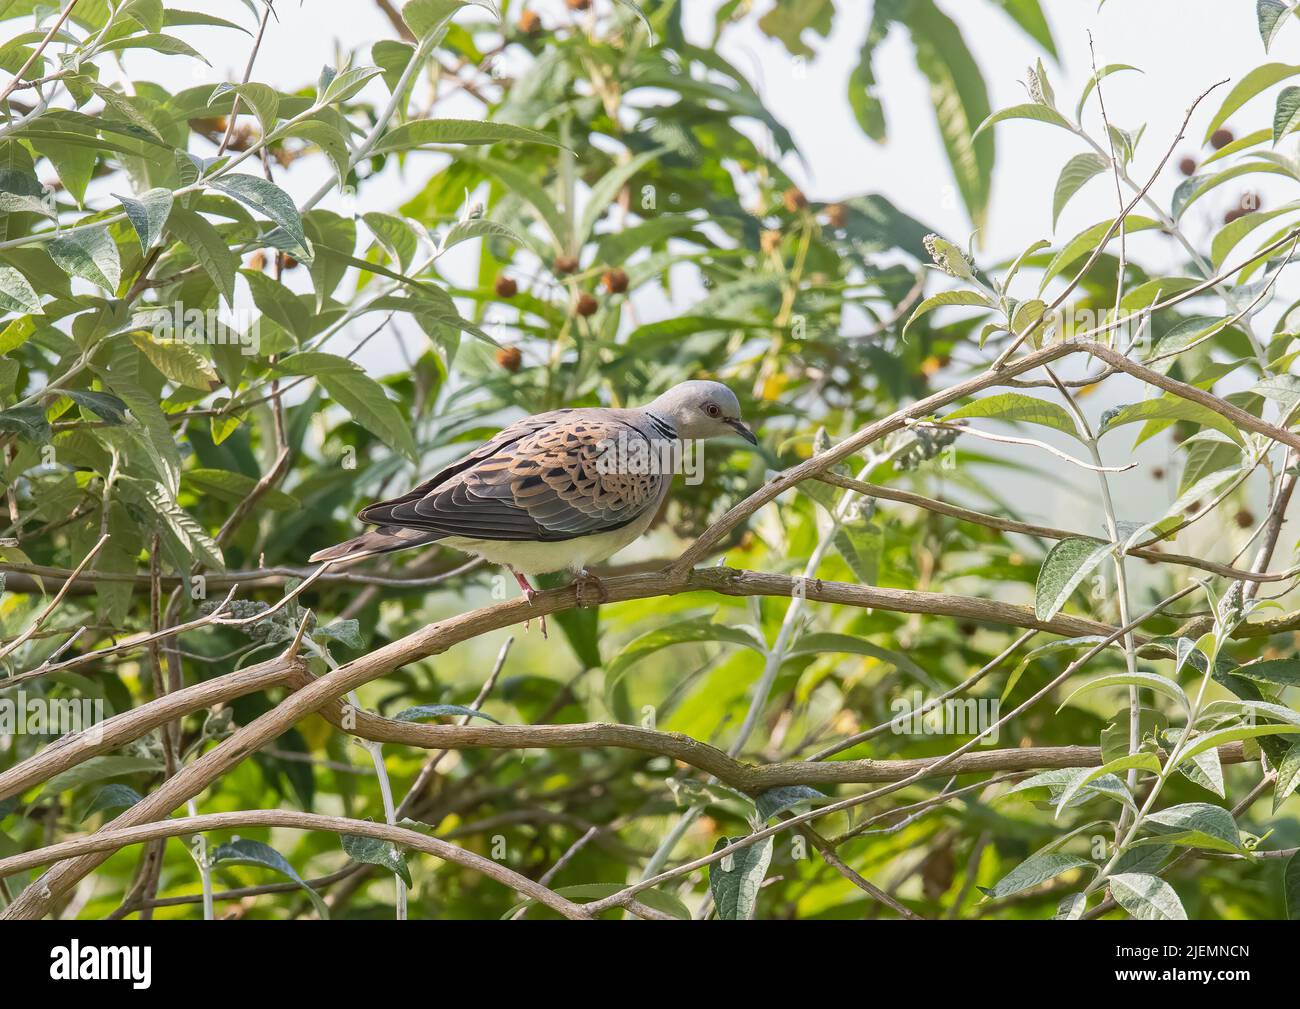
[
  {"x1": 574, "y1": 568, "x2": 609, "y2": 608},
  {"x1": 509, "y1": 567, "x2": 547, "y2": 639}
]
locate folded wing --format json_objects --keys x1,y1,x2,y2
[{"x1": 358, "y1": 412, "x2": 667, "y2": 542}]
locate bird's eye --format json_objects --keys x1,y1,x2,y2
[{"x1": 705, "y1": 402, "x2": 721, "y2": 418}]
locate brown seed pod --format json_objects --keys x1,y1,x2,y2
[
  {"x1": 554, "y1": 254, "x2": 579, "y2": 274},
  {"x1": 1150, "y1": 466, "x2": 1166, "y2": 481},
  {"x1": 495, "y1": 346, "x2": 522, "y2": 372},
  {"x1": 494, "y1": 274, "x2": 518, "y2": 298},
  {"x1": 575, "y1": 292, "x2": 598, "y2": 316},
  {"x1": 824, "y1": 202, "x2": 848, "y2": 228},
  {"x1": 1179, "y1": 156, "x2": 1198, "y2": 177},
  {"x1": 517, "y1": 9, "x2": 541, "y2": 32},
  {"x1": 278, "y1": 253, "x2": 300, "y2": 271},
  {"x1": 1235, "y1": 509, "x2": 1255, "y2": 529},
  {"x1": 760, "y1": 229, "x2": 782, "y2": 254},
  {"x1": 247, "y1": 250, "x2": 267, "y2": 272},
  {"x1": 601, "y1": 268, "x2": 628, "y2": 294},
  {"x1": 782, "y1": 186, "x2": 808, "y2": 212},
  {"x1": 1210, "y1": 128, "x2": 1235, "y2": 150},
  {"x1": 566, "y1": 0, "x2": 591, "y2": 8}
]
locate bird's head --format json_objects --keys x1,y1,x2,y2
[{"x1": 647, "y1": 380, "x2": 757, "y2": 444}]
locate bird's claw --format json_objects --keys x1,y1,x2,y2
[{"x1": 574, "y1": 569, "x2": 609, "y2": 608}]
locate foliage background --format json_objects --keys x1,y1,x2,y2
[{"x1": 1, "y1": 0, "x2": 1300, "y2": 920}]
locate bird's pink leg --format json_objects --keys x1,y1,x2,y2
[{"x1": 508, "y1": 566, "x2": 546, "y2": 639}]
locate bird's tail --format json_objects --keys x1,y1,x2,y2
[{"x1": 309, "y1": 527, "x2": 443, "y2": 564}]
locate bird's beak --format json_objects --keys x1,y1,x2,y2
[{"x1": 727, "y1": 418, "x2": 758, "y2": 445}]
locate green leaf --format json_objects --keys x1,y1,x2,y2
[
  {"x1": 41, "y1": 755, "x2": 163, "y2": 796},
  {"x1": 1274, "y1": 742, "x2": 1300, "y2": 814},
  {"x1": 211, "y1": 82, "x2": 280, "y2": 135},
  {"x1": 49, "y1": 227, "x2": 121, "y2": 291},
  {"x1": 394, "y1": 704, "x2": 500, "y2": 724},
  {"x1": 78, "y1": 783, "x2": 142, "y2": 822},
  {"x1": 755, "y1": 785, "x2": 826, "y2": 822},
  {"x1": 98, "y1": 32, "x2": 211, "y2": 63},
  {"x1": 1179, "y1": 722, "x2": 1300, "y2": 763},
  {"x1": 1263, "y1": 0, "x2": 1299, "y2": 51},
  {"x1": 0, "y1": 264, "x2": 42, "y2": 314},
  {"x1": 181, "y1": 468, "x2": 298, "y2": 510},
  {"x1": 1108, "y1": 873, "x2": 1187, "y2": 920},
  {"x1": 285, "y1": 121, "x2": 351, "y2": 191},
  {"x1": 130, "y1": 331, "x2": 220, "y2": 389},
  {"x1": 905, "y1": 0, "x2": 994, "y2": 232},
  {"x1": 605, "y1": 617, "x2": 765, "y2": 678},
  {"x1": 504, "y1": 882, "x2": 689, "y2": 920},
  {"x1": 115, "y1": 188, "x2": 173, "y2": 252},
  {"x1": 1207, "y1": 63, "x2": 1300, "y2": 143},
  {"x1": 1034, "y1": 538, "x2": 1112, "y2": 622},
  {"x1": 0, "y1": 316, "x2": 35, "y2": 355},
  {"x1": 167, "y1": 206, "x2": 238, "y2": 306},
  {"x1": 1076, "y1": 64, "x2": 1142, "y2": 121},
  {"x1": 64, "y1": 389, "x2": 129, "y2": 425},
  {"x1": 363, "y1": 211, "x2": 420, "y2": 271},
  {"x1": 211, "y1": 839, "x2": 329, "y2": 919},
  {"x1": 0, "y1": 405, "x2": 50, "y2": 442},
  {"x1": 576, "y1": 148, "x2": 662, "y2": 248},
  {"x1": 1057, "y1": 671, "x2": 1190, "y2": 716},
  {"x1": 0, "y1": 167, "x2": 54, "y2": 217},
  {"x1": 1052, "y1": 754, "x2": 1162, "y2": 818},
  {"x1": 1235, "y1": 657, "x2": 1300, "y2": 687},
  {"x1": 1040, "y1": 216, "x2": 1162, "y2": 289},
  {"x1": 372, "y1": 118, "x2": 563, "y2": 155},
  {"x1": 275, "y1": 352, "x2": 418, "y2": 462},
  {"x1": 945, "y1": 392, "x2": 1079, "y2": 438},
  {"x1": 1052, "y1": 152, "x2": 1110, "y2": 229},
  {"x1": 978, "y1": 853, "x2": 1092, "y2": 900},
  {"x1": 322, "y1": 66, "x2": 384, "y2": 105},
  {"x1": 833, "y1": 522, "x2": 881, "y2": 584},
  {"x1": 708, "y1": 835, "x2": 773, "y2": 920},
  {"x1": 1142, "y1": 802, "x2": 1242, "y2": 854},
  {"x1": 340, "y1": 833, "x2": 412, "y2": 888},
  {"x1": 975, "y1": 102, "x2": 1073, "y2": 137},
  {"x1": 901, "y1": 290, "x2": 991, "y2": 339},
  {"x1": 1100, "y1": 394, "x2": 1245, "y2": 447},
  {"x1": 989, "y1": 0, "x2": 1056, "y2": 56},
  {"x1": 210, "y1": 174, "x2": 308, "y2": 259},
  {"x1": 402, "y1": 0, "x2": 495, "y2": 41},
  {"x1": 783, "y1": 632, "x2": 932, "y2": 683}
]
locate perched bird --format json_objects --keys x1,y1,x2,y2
[{"x1": 310, "y1": 380, "x2": 757, "y2": 634}]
